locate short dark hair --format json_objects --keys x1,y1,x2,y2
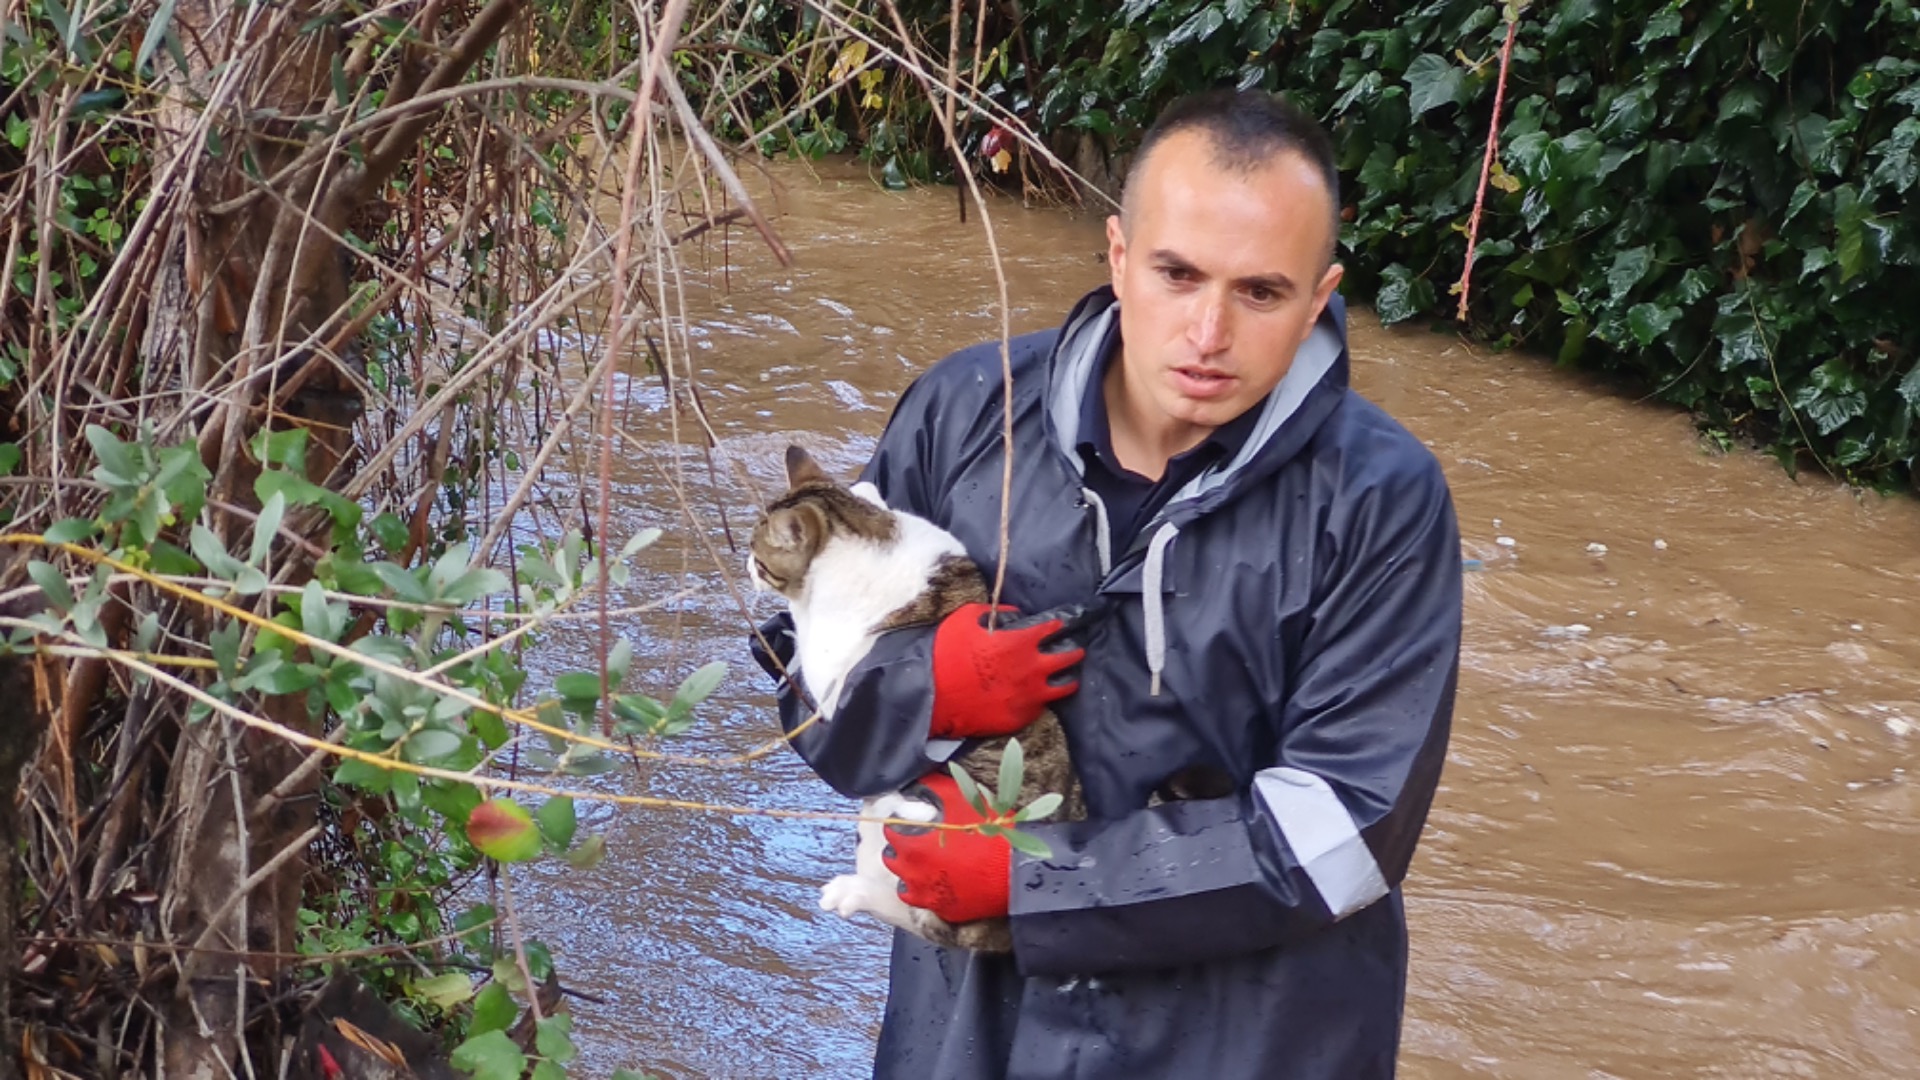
[{"x1": 1121, "y1": 89, "x2": 1342, "y2": 266}]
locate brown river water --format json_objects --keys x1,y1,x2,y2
[{"x1": 503, "y1": 158, "x2": 1920, "y2": 1079}]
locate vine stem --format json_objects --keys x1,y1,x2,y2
[{"x1": 1456, "y1": 9, "x2": 1521, "y2": 322}]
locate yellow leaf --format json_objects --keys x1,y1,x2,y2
[
  {"x1": 1489, "y1": 160, "x2": 1522, "y2": 193},
  {"x1": 858, "y1": 68, "x2": 882, "y2": 92},
  {"x1": 829, "y1": 41, "x2": 869, "y2": 83},
  {"x1": 862, "y1": 91, "x2": 884, "y2": 110},
  {"x1": 990, "y1": 148, "x2": 1012, "y2": 174}
]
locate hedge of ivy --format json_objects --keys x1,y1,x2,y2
[{"x1": 974, "y1": 0, "x2": 1920, "y2": 488}]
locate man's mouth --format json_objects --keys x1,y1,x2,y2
[{"x1": 1170, "y1": 365, "x2": 1236, "y2": 398}]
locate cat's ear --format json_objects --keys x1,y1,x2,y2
[
  {"x1": 767, "y1": 503, "x2": 827, "y2": 555},
  {"x1": 848, "y1": 481, "x2": 887, "y2": 509},
  {"x1": 785, "y1": 444, "x2": 830, "y2": 488}
]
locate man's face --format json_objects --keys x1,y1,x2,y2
[{"x1": 1107, "y1": 130, "x2": 1343, "y2": 443}]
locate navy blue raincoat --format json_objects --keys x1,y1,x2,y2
[{"x1": 753, "y1": 286, "x2": 1462, "y2": 1079}]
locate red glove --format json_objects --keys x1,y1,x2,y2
[
  {"x1": 882, "y1": 773, "x2": 1012, "y2": 925},
  {"x1": 929, "y1": 603, "x2": 1084, "y2": 740}
]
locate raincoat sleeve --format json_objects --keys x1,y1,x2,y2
[
  {"x1": 1008, "y1": 453, "x2": 1462, "y2": 977},
  {"x1": 747, "y1": 371, "x2": 959, "y2": 799}
]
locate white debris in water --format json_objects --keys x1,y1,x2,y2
[
  {"x1": 1850, "y1": 623, "x2": 1865, "y2": 632},
  {"x1": 1496, "y1": 536, "x2": 1517, "y2": 547},
  {"x1": 1587, "y1": 542, "x2": 1608, "y2": 555},
  {"x1": 1676, "y1": 961, "x2": 1732, "y2": 972},
  {"x1": 1542, "y1": 623, "x2": 1591, "y2": 639},
  {"x1": 1627, "y1": 610, "x2": 1639, "y2": 617},
  {"x1": 1653, "y1": 538, "x2": 1669, "y2": 550},
  {"x1": 1887, "y1": 717, "x2": 1914, "y2": 738}
]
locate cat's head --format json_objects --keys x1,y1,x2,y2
[{"x1": 748, "y1": 444, "x2": 896, "y2": 599}]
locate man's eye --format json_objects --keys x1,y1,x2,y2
[
  {"x1": 1246, "y1": 286, "x2": 1275, "y2": 304},
  {"x1": 1160, "y1": 266, "x2": 1193, "y2": 283}
]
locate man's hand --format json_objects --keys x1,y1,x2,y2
[
  {"x1": 929, "y1": 603, "x2": 1084, "y2": 740},
  {"x1": 882, "y1": 772, "x2": 1012, "y2": 925}
]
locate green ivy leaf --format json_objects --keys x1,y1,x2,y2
[
  {"x1": 450, "y1": 1030, "x2": 527, "y2": 1080},
  {"x1": 1626, "y1": 303, "x2": 1680, "y2": 347},
  {"x1": 1607, "y1": 245, "x2": 1652, "y2": 300},
  {"x1": 1898, "y1": 360, "x2": 1920, "y2": 414},
  {"x1": 1403, "y1": 53, "x2": 1464, "y2": 117},
  {"x1": 1375, "y1": 267, "x2": 1434, "y2": 325}
]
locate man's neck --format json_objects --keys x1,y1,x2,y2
[{"x1": 1101, "y1": 352, "x2": 1212, "y2": 482}]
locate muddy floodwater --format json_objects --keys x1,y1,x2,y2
[{"x1": 505, "y1": 158, "x2": 1920, "y2": 1079}]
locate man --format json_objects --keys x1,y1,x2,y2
[{"x1": 753, "y1": 88, "x2": 1461, "y2": 1079}]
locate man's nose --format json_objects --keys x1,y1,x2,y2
[{"x1": 1187, "y1": 291, "x2": 1231, "y2": 356}]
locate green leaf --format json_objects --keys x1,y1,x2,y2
[
  {"x1": 0, "y1": 444, "x2": 19, "y2": 476},
  {"x1": 371, "y1": 512, "x2": 410, "y2": 554},
  {"x1": 450, "y1": 1030, "x2": 527, "y2": 1080},
  {"x1": 1871, "y1": 118, "x2": 1920, "y2": 193},
  {"x1": 1018, "y1": 792, "x2": 1065, "y2": 822},
  {"x1": 1166, "y1": 4, "x2": 1227, "y2": 48},
  {"x1": 489, "y1": 957, "x2": 528, "y2": 995},
  {"x1": 1002, "y1": 828, "x2": 1054, "y2": 860},
  {"x1": 135, "y1": 0, "x2": 178, "y2": 72},
  {"x1": 670, "y1": 661, "x2": 728, "y2": 713},
  {"x1": 620, "y1": 527, "x2": 661, "y2": 558},
  {"x1": 85, "y1": 424, "x2": 138, "y2": 484},
  {"x1": 531, "y1": 1063, "x2": 566, "y2": 1080},
  {"x1": 563, "y1": 833, "x2": 607, "y2": 869},
  {"x1": 412, "y1": 972, "x2": 475, "y2": 1011},
  {"x1": 404, "y1": 728, "x2": 466, "y2": 764},
  {"x1": 605, "y1": 637, "x2": 633, "y2": 682},
  {"x1": 1607, "y1": 245, "x2": 1652, "y2": 300},
  {"x1": 252, "y1": 426, "x2": 308, "y2": 471},
  {"x1": 996, "y1": 737, "x2": 1024, "y2": 814},
  {"x1": 1898, "y1": 360, "x2": 1920, "y2": 413},
  {"x1": 534, "y1": 1014, "x2": 577, "y2": 1064},
  {"x1": 1404, "y1": 53, "x2": 1465, "y2": 117},
  {"x1": 28, "y1": 561, "x2": 74, "y2": 612},
  {"x1": 43, "y1": 518, "x2": 96, "y2": 544},
  {"x1": 1626, "y1": 303, "x2": 1680, "y2": 347},
  {"x1": 250, "y1": 492, "x2": 286, "y2": 565},
  {"x1": 554, "y1": 672, "x2": 604, "y2": 701},
  {"x1": 1791, "y1": 383, "x2": 1868, "y2": 435},
  {"x1": 1375, "y1": 267, "x2": 1434, "y2": 325},
  {"x1": 535, "y1": 796, "x2": 577, "y2": 851},
  {"x1": 946, "y1": 763, "x2": 986, "y2": 816}
]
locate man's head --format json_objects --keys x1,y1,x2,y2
[{"x1": 1106, "y1": 89, "x2": 1344, "y2": 451}]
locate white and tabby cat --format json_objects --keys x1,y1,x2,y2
[{"x1": 749, "y1": 445, "x2": 1082, "y2": 953}]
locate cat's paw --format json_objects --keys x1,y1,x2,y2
[{"x1": 820, "y1": 875, "x2": 876, "y2": 919}]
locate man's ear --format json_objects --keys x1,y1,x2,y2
[
  {"x1": 1105, "y1": 214, "x2": 1128, "y2": 294},
  {"x1": 1301, "y1": 262, "x2": 1345, "y2": 348}
]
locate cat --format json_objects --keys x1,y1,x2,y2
[{"x1": 749, "y1": 444, "x2": 1084, "y2": 954}]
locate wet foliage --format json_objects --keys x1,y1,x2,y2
[{"x1": 900, "y1": 0, "x2": 1920, "y2": 488}]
